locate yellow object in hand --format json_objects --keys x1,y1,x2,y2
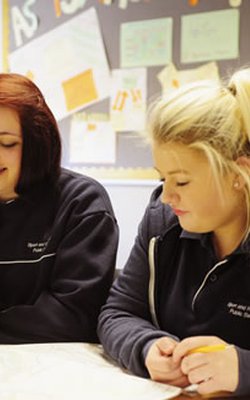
[{"x1": 188, "y1": 344, "x2": 231, "y2": 354}]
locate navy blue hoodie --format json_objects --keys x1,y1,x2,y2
[
  {"x1": 0, "y1": 168, "x2": 118, "y2": 343},
  {"x1": 98, "y1": 185, "x2": 250, "y2": 395}
]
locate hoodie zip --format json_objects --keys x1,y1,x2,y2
[
  {"x1": 149, "y1": 236, "x2": 229, "y2": 319},
  {"x1": 148, "y1": 236, "x2": 160, "y2": 328}
]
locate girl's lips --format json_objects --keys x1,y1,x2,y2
[{"x1": 172, "y1": 208, "x2": 188, "y2": 216}]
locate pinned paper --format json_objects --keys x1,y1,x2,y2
[
  {"x1": 9, "y1": 8, "x2": 111, "y2": 121},
  {"x1": 118, "y1": 0, "x2": 128, "y2": 8},
  {"x1": 110, "y1": 68, "x2": 147, "y2": 132},
  {"x1": 121, "y1": 18, "x2": 172, "y2": 67},
  {"x1": 229, "y1": 0, "x2": 241, "y2": 6},
  {"x1": 69, "y1": 113, "x2": 116, "y2": 164},
  {"x1": 181, "y1": 9, "x2": 239, "y2": 63},
  {"x1": 63, "y1": 69, "x2": 98, "y2": 111},
  {"x1": 158, "y1": 62, "x2": 220, "y2": 94}
]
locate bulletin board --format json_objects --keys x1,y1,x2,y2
[{"x1": 4, "y1": 0, "x2": 250, "y2": 180}]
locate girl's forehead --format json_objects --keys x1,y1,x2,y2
[
  {"x1": 153, "y1": 142, "x2": 210, "y2": 174},
  {"x1": 153, "y1": 141, "x2": 205, "y2": 161},
  {"x1": 0, "y1": 106, "x2": 21, "y2": 137}
]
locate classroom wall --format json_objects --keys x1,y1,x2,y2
[
  {"x1": 5, "y1": 0, "x2": 250, "y2": 268},
  {"x1": 103, "y1": 180, "x2": 158, "y2": 268}
]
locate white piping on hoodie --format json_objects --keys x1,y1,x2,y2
[
  {"x1": 148, "y1": 237, "x2": 160, "y2": 328},
  {"x1": 191, "y1": 258, "x2": 228, "y2": 311},
  {"x1": 149, "y1": 236, "x2": 228, "y2": 320}
]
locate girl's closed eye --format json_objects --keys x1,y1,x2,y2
[
  {"x1": 176, "y1": 181, "x2": 190, "y2": 187},
  {"x1": 1, "y1": 142, "x2": 19, "y2": 148}
]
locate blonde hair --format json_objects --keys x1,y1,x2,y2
[{"x1": 147, "y1": 68, "x2": 250, "y2": 238}]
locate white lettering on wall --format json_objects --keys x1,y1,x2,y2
[
  {"x1": 60, "y1": 0, "x2": 86, "y2": 14},
  {"x1": 11, "y1": 0, "x2": 38, "y2": 47}
]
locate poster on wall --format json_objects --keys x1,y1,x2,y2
[
  {"x1": 181, "y1": 8, "x2": 239, "y2": 63},
  {"x1": 8, "y1": 7, "x2": 111, "y2": 121},
  {"x1": 110, "y1": 68, "x2": 147, "y2": 132}
]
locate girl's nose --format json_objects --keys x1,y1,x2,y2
[{"x1": 161, "y1": 182, "x2": 179, "y2": 205}]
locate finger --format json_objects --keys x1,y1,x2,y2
[
  {"x1": 148, "y1": 357, "x2": 173, "y2": 375},
  {"x1": 187, "y1": 363, "x2": 213, "y2": 385},
  {"x1": 166, "y1": 375, "x2": 190, "y2": 388},
  {"x1": 196, "y1": 378, "x2": 221, "y2": 396},
  {"x1": 173, "y1": 336, "x2": 225, "y2": 363},
  {"x1": 156, "y1": 337, "x2": 177, "y2": 356},
  {"x1": 150, "y1": 358, "x2": 182, "y2": 379},
  {"x1": 152, "y1": 366, "x2": 188, "y2": 383},
  {"x1": 181, "y1": 353, "x2": 208, "y2": 374}
]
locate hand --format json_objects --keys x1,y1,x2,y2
[
  {"x1": 145, "y1": 337, "x2": 189, "y2": 387},
  {"x1": 173, "y1": 336, "x2": 239, "y2": 394}
]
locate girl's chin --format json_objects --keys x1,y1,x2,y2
[{"x1": 178, "y1": 220, "x2": 207, "y2": 233}]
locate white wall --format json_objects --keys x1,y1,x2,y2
[{"x1": 102, "y1": 180, "x2": 158, "y2": 269}]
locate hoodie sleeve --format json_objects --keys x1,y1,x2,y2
[
  {"x1": 234, "y1": 347, "x2": 250, "y2": 395},
  {"x1": 98, "y1": 186, "x2": 179, "y2": 377}
]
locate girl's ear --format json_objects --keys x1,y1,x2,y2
[
  {"x1": 236, "y1": 156, "x2": 250, "y2": 169},
  {"x1": 234, "y1": 156, "x2": 250, "y2": 190}
]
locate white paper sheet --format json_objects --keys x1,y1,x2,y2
[
  {"x1": 0, "y1": 343, "x2": 182, "y2": 400},
  {"x1": 8, "y1": 8, "x2": 111, "y2": 121},
  {"x1": 110, "y1": 68, "x2": 147, "y2": 132},
  {"x1": 69, "y1": 113, "x2": 116, "y2": 164},
  {"x1": 158, "y1": 62, "x2": 220, "y2": 94}
]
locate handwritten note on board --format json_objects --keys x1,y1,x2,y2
[
  {"x1": 181, "y1": 9, "x2": 239, "y2": 63},
  {"x1": 121, "y1": 17, "x2": 173, "y2": 67},
  {"x1": 110, "y1": 68, "x2": 147, "y2": 132}
]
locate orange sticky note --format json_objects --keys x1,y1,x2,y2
[
  {"x1": 62, "y1": 70, "x2": 98, "y2": 112},
  {"x1": 188, "y1": 0, "x2": 199, "y2": 6}
]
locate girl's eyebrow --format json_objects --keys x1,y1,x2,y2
[
  {"x1": 0, "y1": 131, "x2": 21, "y2": 137},
  {"x1": 154, "y1": 166, "x2": 189, "y2": 175}
]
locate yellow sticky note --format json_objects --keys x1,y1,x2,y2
[
  {"x1": 54, "y1": 0, "x2": 62, "y2": 17},
  {"x1": 87, "y1": 123, "x2": 97, "y2": 131},
  {"x1": 62, "y1": 70, "x2": 98, "y2": 112},
  {"x1": 26, "y1": 70, "x2": 34, "y2": 81}
]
